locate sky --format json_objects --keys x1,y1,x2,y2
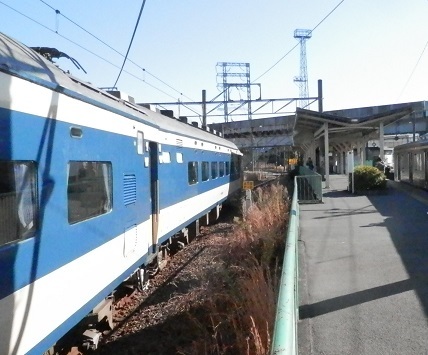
[{"x1": 1, "y1": 0, "x2": 428, "y2": 124}]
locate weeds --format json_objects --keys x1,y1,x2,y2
[{"x1": 181, "y1": 183, "x2": 289, "y2": 355}]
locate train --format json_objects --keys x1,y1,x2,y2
[
  {"x1": 0, "y1": 32, "x2": 242, "y2": 354},
  {"x1": 394, "y1": 139, "x2": 428, "y2": 189}
]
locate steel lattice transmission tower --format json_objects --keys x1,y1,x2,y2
[
  {"x1": 216, "y1": 62, "x2": 252, "y2": 122},
  {"x1": 293, "y1": 29, "x2": 312, "y2": 108}
]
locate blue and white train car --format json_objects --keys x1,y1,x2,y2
[{"x1": 0, "y1": 32, "x2": 242, "y2": 354}]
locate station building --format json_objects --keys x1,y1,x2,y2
[{"x1": 209, "y1": 100, "x2": 428, "y2": 187}]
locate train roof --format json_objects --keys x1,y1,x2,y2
[
  {"x1": 393, "y1": 139, "x2": 428, "y2": 152},
  {"x1": 0, "y1": 32, "x2": 240, "y2": 153}
]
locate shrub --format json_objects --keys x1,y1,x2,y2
[{"x1": 351, "y1": 165, "x2": 387, "y2": 191}]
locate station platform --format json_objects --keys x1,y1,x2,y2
[{"x1": 298, "y1": 175, "x2": 428, "y2": 354}]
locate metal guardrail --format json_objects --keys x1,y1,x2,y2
[
  {"x1": 296, "y1": 166, "x2": 323, "y2": 203},
  {"x1": 270, "y1": 178, "x2": 300, "y2": 355},
  {"x1": 270, "y1": 168, "x2": 323, "y2": 354}
]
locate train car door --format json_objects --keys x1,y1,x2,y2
[{"x1": 149, "y1": 142, "x2": 159, "y2": 254}]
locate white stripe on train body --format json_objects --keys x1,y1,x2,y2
[{"x1": 0, "y1": 32, "x2": 242, "y2": 354}]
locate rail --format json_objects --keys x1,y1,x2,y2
[
  {"x1": 270, "y1": 177, "x2": 300, "y2": 355},
  {"x1": 296, "y1": 166, "x2": 323, "y2": 203}
]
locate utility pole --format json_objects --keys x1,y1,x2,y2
[{"x1": 202, "y1": 89, "x2": 207, "y2": 129}]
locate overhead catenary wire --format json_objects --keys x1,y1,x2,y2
[
  {"x1": 0, "y1": 0, "x2": 193, "y2": 102},
  {"x1": 113, "y1": 0, "x2": 147, "y2": 88},
  {"x1": 2, "y1": 0, "x2": 347, "y2": 118},
  {"x1": 252, "y1": 0, "x2": 346, "y2": 83},
  {"x1": 396, "y1": 39, "x2": 428, "y2": 102},
  {"x1": 38, "y1": 0, "x2": 194, "y2": 101},
  {"x1": 0, "y1": 1, "x2": 180, "y2": 101}
]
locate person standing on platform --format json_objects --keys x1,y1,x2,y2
[{"x1": 306, "y1": 157, "x2": 314, "y2": 170}]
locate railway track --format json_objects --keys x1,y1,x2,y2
[
  {"x1": 95, "y1": 221, "x2": 235, "y2": 354},
  {"x1": 51, "y1": 209, "x2": 237, "y2": 355}
]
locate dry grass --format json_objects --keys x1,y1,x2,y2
[{"x1": 181, "y1": 183, "x2": 289, "y2": 355}]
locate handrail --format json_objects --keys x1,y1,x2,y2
[{"x1": 270, "y1": 177, "x2": 300, "y2": 354}]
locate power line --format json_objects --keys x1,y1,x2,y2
[
  {"x1": 113, "y1": 0, "x2": 146, "y2": 88},
  {"x1": 0, "y1": 1, "x2": 55, "y2": 37},
  {"x1": 39, "y1": 0, "x2": 119, "y2": 49},
  {"x1": 252, "y1": 0, "x2": 346, "y2": 83},
  {"x1": 2, "y1": 1, "x2": 192, "y2": 101},
  {"x1": 40, "y1": 0, "x2": 340, "y2": 102},
  {"x1": 311, "y1": 0, "x2": 346, "y2": 33},
  {"x1": 252, "y1": 43, "x2": 299, "y2": 83},
  {"x1": 0, "y1": 0, "x2": 181, "y2": 101},
  {"x1": 396, "y1": 39, "x2": 428, "y2": 102},
  {"x1": 38, "y1": 0, "x2": 193, "y2": 100}
]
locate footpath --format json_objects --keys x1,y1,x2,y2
[{"x1": 298, "y1": 175, "x2": 428, "y2": 355}]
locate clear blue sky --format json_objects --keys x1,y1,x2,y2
[{"x1": 1, "y1": 0, "x2": 428, "y2": 123}]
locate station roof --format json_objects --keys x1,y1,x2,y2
[
  {"x1": 208, "y1": 104, "x2": 416, "y2": 150},
  {"x1": 294, "y1": 106, "x2": 414, "y2": 147}
]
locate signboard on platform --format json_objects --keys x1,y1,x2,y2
[{"x1": 243, "y1": 181, "x2": 254, "y2": 190}]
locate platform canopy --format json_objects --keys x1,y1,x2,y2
[
  {"x1": 294, "y1": 105, "x2": 414, "y2": 188},
  {"x1": 293, "y1": 106, "x2": 414, "y2": 148}
]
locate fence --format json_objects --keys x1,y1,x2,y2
[
  {"x1": 270, "y1": 167, "x2": 323, "y2": 354},
  {"x1": 296, "y1": 166, "x2": 323, "y2": 203}
]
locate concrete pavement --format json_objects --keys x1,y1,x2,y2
[{"x1": 298, "y1": 175, "x2": 428, "y2": 355}]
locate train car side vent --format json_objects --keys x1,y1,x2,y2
[{"x1": 123, "y1": 174, "x2": 137, "y2": 206}]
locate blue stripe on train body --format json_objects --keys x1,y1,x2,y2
[{"x1": 0, "y1": 32, "x2": 242, "y2": 354}]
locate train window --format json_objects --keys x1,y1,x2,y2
[
  {"x1": 219, "y1": 162, "x2": 225, "y2": 177},
  {"x1": 176, "y1": 152, "x2": 183, "y2": 163},
  {"x1": 211, "y1": 162, "x2": 218, "y2": 179},
  {"x1": 188, "y1": 162, "x2": 198, "y2": 185},
  {"x1": 160, "y1": 152, "x2": 171, "y2": 164},
  {"x1": 0, "y1": 161, "x2": 37, "y2": 246},
  {"x1": 67, "y1": 161, "x2": 112, "y2": 224},
  {"x1": 137, "y1": 131, "x2": 144, "y2": 155},
  {"x1": 202, "y1": 161, "x2": 209, "y2": 181},
  {"x1": 226, "y1": 161, "x2": 230, "y2": 175}
]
